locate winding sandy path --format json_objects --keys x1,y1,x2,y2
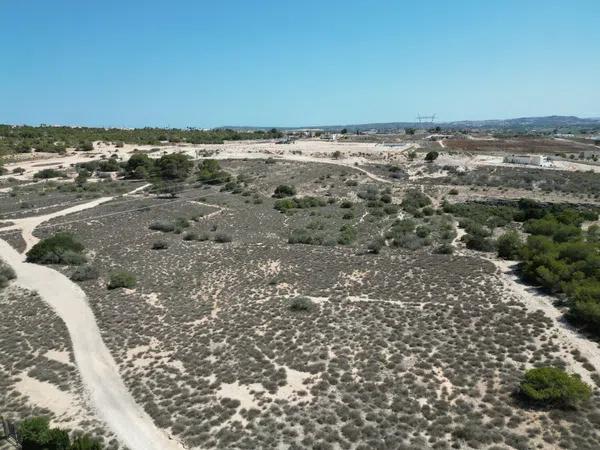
[
  {"x1": 0, "y1": 184, "x2": 150, "y2": 253},
  {"x1": 0, "y1": 184, "x2": 184, "y2": 450}
]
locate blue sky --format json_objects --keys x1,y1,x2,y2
[{"x1": 1, "y1": 1, "x2": 599, "y2": 128}]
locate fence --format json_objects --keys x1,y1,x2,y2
[{"x1": 0, "y1": 416, "x2": 20, "y2": 449}]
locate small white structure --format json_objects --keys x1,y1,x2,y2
[{"x1": 503, "y1": 154, "x2": 550, "y2": 167}]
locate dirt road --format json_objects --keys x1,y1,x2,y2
[
  {"x1": 0, "y1": 240, "x2": 183, "y2": 450},
  {"x1": 0, "y1": 184, "x2": 183, "y2": 450}
]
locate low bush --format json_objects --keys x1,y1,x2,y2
[
  {"x1": 274, "y1": 196, "x2": 327, "y2": 212},
  {"x1": 214, "y1": 232, "x2": 232, "y2": 243},
  {"x1": 152, "y1": 240, "x2": 169, "y2": 249},
  {"x1": 288, "y1": 228, "x2": 335, "y2": 246},
  {"x1": 26, "y1": 233, "x2": 86, "y2": 265},
  {"x1": 149, "y1": 221, "x2": 175, "y2": 232},
  {"x1": 520, "y1": 367, "x2": 591, "y2": 408},
  {"x1": 463, "y1": 233, "x2": 495, "y2": 252},
  {"x1": 435, "y1": 243, "x2": 454, "y2": 254},
  {"x1": 33, "y1": 168, "x2": 66, "y2": 179},
  {"x1": 273, "y1": 184, "x2": 297, "y2": 198},
  {"x1": 289, "y1": 296, "x2": 315, "y2": 312},
  {"x1": 107, "y1": 271, "x2": 136, "y2": 289},
  {"x1": 367, "y1": 239, "x2": 385, "y2": 254},
  {"x1": 70, "y1": 265, "x2": 99, "y2": 281},
  {"x1": 0, "y1": 260, "x2": 16, "y2": 288},
  {"x1": 401, "y1": 189, "x2": 431, "y2": 212},
  {"x1": 338, "y1": 224, "x2": 357, "y2": 245},
  {"x1": 182, "y1": 232, "x2": 198, "y2": 241}
]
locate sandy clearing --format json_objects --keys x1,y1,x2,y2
[
  {"x1": 15, "y1": 373, "x2": 79, "y2": 419},
  {"x1": 44, "y1": 349, "x2": 73, "y2": 366},
  {"x1": 491, "y1": 258, "x2": 600, "y2": 376}
]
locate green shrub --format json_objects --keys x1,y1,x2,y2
[
  {"x1": 197, "y1": 159, "x2": 230, "y2": 184},
  {"x1": 214, "y1": 232, "x2": 232, "y2": 243},
  {"x1": 152, "y1": 240, "x2": 169, "y2": 249},
  {"x1": 26, "y1": 233, "x2": 86, "y2": 265},
  {"x1": 182, "y1": 232, "x2": 198, "y2": 241},
  {"x1": 340, "y1": 200, "x2": 353, "y2": 208},
  {"x1": 289, "y1": 296, "x2": 315, "y2": 312},
  {"x1": 70, "y1": 435, "x2": 104, "y2": 450},
  {"x1": 401, "y1": 189, "x2": 431, "y2": 212},
  {"x1": 496, "y1": 230, "x2": 523, "y2": 259},
  {"x1": 33, "y1": 168, "x2": 65, "y2": 179},
  {"x1": 274, "y1": 196, "x2": 327, "y2": 212},
  {"x1": 0, "y1": 260, "x2": 16, "y2": 288},
  {"x1": 435, "y1": 243, "x2": 454, "y2": 254},
  {"x1": 288, "y1": 228, "x2": 334, "y2": 246},
  {"x1": 77, "y1": 141, "x2": 94, "y2": 151},
  {"x1": 107, "y1": 271, "x2": 136, "y2": 289},
  {"x1": 338, "y1": 224, "x2": 357, "y2": 245},
  {"x1": 520, "y1": 367, "x2": 591, "y2": 408},
  {"x1": 463, "y1": 234, "x2": 495, "y2": 252},
  {"x1": 70, "y1": 265, "x2": 99, "y2": 282},
  {"x1": 425, "y1": 151, "x2": 439, "y2": 162},
  {"x1": 149, "y1": 221, "x2": 175, "y2": 232},
  {"x1": 367, "y1": 239, "x2": 385, "y2": 254},
  {"x1": 273, "y1": 184, "x2": 296, "y2": 198}
]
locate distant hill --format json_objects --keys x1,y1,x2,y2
[{"x1": 222, "y1": 116, "x2": 600, "y2": 132}]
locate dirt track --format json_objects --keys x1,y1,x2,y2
[{"x1": 0, "y1": 184, "x2": 183, "y2": 450}]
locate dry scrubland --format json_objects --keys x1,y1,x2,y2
[
  {"x1": 0, "y1": 285, "x2": 118, "y2": 447},
  {"x1": 1, "y1": 139, "x2": 600, "y2": 449}
]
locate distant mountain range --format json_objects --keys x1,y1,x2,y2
[{"x1": 223, "y1": 116, "x2": 600, "y2": 132}]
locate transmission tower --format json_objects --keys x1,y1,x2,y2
[{"x1": 416, "y1": 114, "x2": 437, "y2": 125}]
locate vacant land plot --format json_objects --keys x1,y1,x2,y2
[
  {"x1": 8, "y1": 157, "x2": 596, "y2": 449},
  {"x1": 445, "y1": 137, "x2": 593, "y2": 155}
]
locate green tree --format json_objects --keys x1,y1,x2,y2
[
  {"x1": 19, "y1": 417, "x2": 70, "y2": 450},
  {"x1": 424, "y1": 151, "x2": 439, "y2": 162},
  {"x1": 520, "y1": 367, "x2": 592, "y2": 408},
  {"x1": 197, "y1": 159, "x2": 230, "y2": 184},
  {"x1": 156, "y1": 153, "x2": 193, "y2": 180},
  {"x1": 125, "y1": 153, "x2": 154, "y2": 178}
]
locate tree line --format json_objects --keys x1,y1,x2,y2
[{"x1": 0, "y1": 124, "x2": 282, "y2": 156}]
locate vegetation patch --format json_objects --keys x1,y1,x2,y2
[
  {"x1": 26, "y1": 233, "x2": 86, "y2": 265},
  {"x1": 520, "y1": 367, "x2": 592, "y2": 408}
]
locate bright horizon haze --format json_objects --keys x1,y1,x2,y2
[{"x1": 1, "y1": 0, "x2": 599, "y2": 128}]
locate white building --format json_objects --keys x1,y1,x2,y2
[{"x1": 503, "y1": 154, "x2": 550, "y2": 167}]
